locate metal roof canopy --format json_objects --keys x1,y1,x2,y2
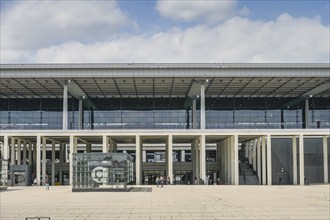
[{"x1": 0, "y1": 63, "x2": 329, "y2": 99}]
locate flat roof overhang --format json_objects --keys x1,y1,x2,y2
[{"x1": 1, "y1": 63, "x2": 329, "y2": 99}]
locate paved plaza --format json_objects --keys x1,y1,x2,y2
[{"x1": 1, "y1": 184, "x2": 329, "y2": 220}]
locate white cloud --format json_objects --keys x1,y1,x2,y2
[
  {"x1": 0, "y1": 1, "x2": 132, "y2": 50},
  {"x1": 156, "y1": 1, "x2": 237, "y2": 22},
  {"x1": 1, "y1": 14, "x2": 329, "y2": 63}
]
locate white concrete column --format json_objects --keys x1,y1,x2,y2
[
  {"x1": 199, "y1": 135, "x2": 206, "y2": 181},
  {"x1": 252, "y1": 139, "x2": 257, "y2": 171},
  {"x1": 78, "y1": 99, "x2": 83, "y2": 130},
  {"x1": 200, "y1": 84, "x2": 205, "y2": 129},
  {"x1": 230, "y1": 137, "x2": 235, "y2": 184},
  {"x1": 23, "y1": 141, "x2": 27, "y2": 165},
  {"x1": 51, "y1": 141, "x2": 56, "y2": 185},
  {"x1": 292, "y1": 136, "x2": 298, "y2": 185},
  {"x1": 142, "y1": 150, "x2": 147, "y2": 162},
  {"x1": 249, "y1": 142, "x2": 253, "y2": 165},
  {"x1": 102, "y1": 135, "x2": 109, "y2": 153},
  {"x1": 257, "y1": 138, "x2": 261, "y2": 184},
  {"x1": 63, "y1": 84, "x2": 68, "y2": 130},
  {"x1": 299, "y1": 134, "x2": 305, "y2": 185},
  {"x1": 28, "y1": 142, "x2": 32, "y2": 165},
  {"x1": 42, "y1": 137, "x2": 47, "y2": 185},
  {"x1": 17, "y1": 139, "x2": 21, "y2": 165},
  {"x1": 261, "y1": 136, "x2": 266, "y2": 185},
  {"x1": 59, "y1": 144, "x2": 63, "y2": 184},
  {"x1": 33, "y1": 143, "x2": 37, "y2": 170},
  {"x1": 69, "y1": 136, "x2": 78, "y2": 185},
  {"x1": 323, "y1": 136, "x2": 328, "y2": 184},
  {"x1": 3, "y1": 136, "x2": 9, "y2": 160},
  {"x1": 135, "y1": 135, "x2": 142, "y2": 185},
  {"x1": 36, "y1": 136, "x2": 41, "y2": 185},
  {"x1": 234, "y1": 134, "x2": 239, "y2": 185},
  {"x1": 192, "y1": 99, "x2": 196, "y2": 129},
  {"x1": 11, "y1": 137, "x2": 15, "y2": 165},
  {"x1": 181, "y1": 150, "x2": 185, "y2": 162},
  {"x1": 266, "y1": 134, "x2": 272, "y2": 185},
  {"x1": 223, "y1": 140, "x2": 227, "y2": 184},
  {"x1": 191, "y1": 141, "x2": 197, "y2": 181},
  {"x1": 167, "y1": 134, "x2": 173, "y2": 184},
  {"x1": 226, "y1": 139, "x2": 231, "y2": 184}
]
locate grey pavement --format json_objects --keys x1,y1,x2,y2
[{"x1": 1, "y1": 184, "x2": 329, "y2": 220}]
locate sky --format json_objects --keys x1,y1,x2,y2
[{"x1": 0, "y1": 0, "x2": 329, "y2": 63}]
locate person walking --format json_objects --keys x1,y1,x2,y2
[
  {"x1": 156, "y1": 176, "x2": 160, "y2": 188},
  {"x1": 45, "y1": 174, "x2": 50, "y2": 190},
  {"x1": 160, "y1": 176, "x2": 164, "y2": 188}
]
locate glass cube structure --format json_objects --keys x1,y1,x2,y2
[
  {"x1": 72, "y1": 153, "x2": 134, "y2": 190},
  {"x1": 0, "y1": 159, "x2": 8, "y2": 190}
]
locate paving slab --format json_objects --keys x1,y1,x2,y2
[{"x1": 0, "y1": 185, "x2": 329, "y2": 220}]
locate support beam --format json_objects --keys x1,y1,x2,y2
[
  {"x1": 234, "y1": 134, "x2": 239, "y2": 185},
  {"x1": 304, "y1": 98, "x2": 309, "y2": 128},
  {"x1": 51, "y1": 141, "x2": 56, "y2": 185},
  {"x1": 3, "y1": 135, "x2": 9, "y2": 160},
  {"x1": 36, "y1": 136, "x2": 41, "y2": 186},
  {"x1": 323, "y1": 136, "x2": 328, "y2": 184},
  {"x1": 200, "y1": 84, "x2": 205, "y2": 129},
  {"x1": 181, "y1": 150, "x2": 185, "y2": 162},
  {"x1": 28, "y1": 142, "x2": 32, "y2": 165},
  {"x1": 102, "y1": 135, "x2": 109, "y2": 153},
  {"x1": 17, "y1": 139, "x2": 21, "y2": 165},
  {"x1": 252, "y1": 139, "x2": 257, "y2": 171},
  {"x1": 192, "y1": 99, "x2": 196, "y2": 129},
  {"x1": 199, "y1": 135, "x2": 206, "y2": 181},
  {"x1": 78, "y1": 99, "x2": 83, "y2": 130},
  {"x1": 10, "y1": 137, "x2": 15, "y2": 165},
  {"x1": 135, "y1": 135, "x2": 142, "y2": 185},
  {"x1": 257, "y1": 138, "x2": 261, "y2": 184},
  {"x1": 63, "y1": 84, "x2": 68, "y2": 130},
  {"x1": 261, "y1": 136, "x2": 266, "y2": 185},
  {"x1": 23, "y1": 141, "x2": 27, "y2": 165},
  {"x1": 69, "y1": 136, "x2": 77, "y2": 185},
  {"x1": 266, "y1": 134, "x2": 272, "y2": 185},
  {"x1": 42, "y1": 137, "x2": 47, "y2": 185},
  {"x1": 292, "y1": 136, "x2": 298, "y2": 185},
  {"x1": 167, "y1": 134, "x2": 173, "y2": 184},
  {"x1": 299, "y1": 134, "x2": 305, "y2": 185}
]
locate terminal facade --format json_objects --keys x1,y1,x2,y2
[{"x1": 0, "y1": 63, "x2": 329, "y2": 187}]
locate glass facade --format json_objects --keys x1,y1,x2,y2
[
  {"x1": 1, "y1": 97, "x2": 329, "y2": 130},
  {"x1": 72, "y1": 153, "x2": 134, "y2": 190}
]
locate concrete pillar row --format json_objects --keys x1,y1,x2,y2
[{"x1": 323, "y1": 136, "x2": 328, "y2": 184}]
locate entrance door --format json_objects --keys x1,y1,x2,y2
[{"x1": 14, "y1": 172, "x2": 26, "y2": 186}]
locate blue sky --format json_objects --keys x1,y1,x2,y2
[{"x1": 0, "y1": 0, "x2": 329, "y2": 63}]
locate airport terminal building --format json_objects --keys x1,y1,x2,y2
[{"x1": 0, "y1": 63, "x2": 329, "y2": 187}]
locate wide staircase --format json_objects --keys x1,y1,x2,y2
[{"x1": 239, "y1": 160, "x2": 259, "y2": 185}]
